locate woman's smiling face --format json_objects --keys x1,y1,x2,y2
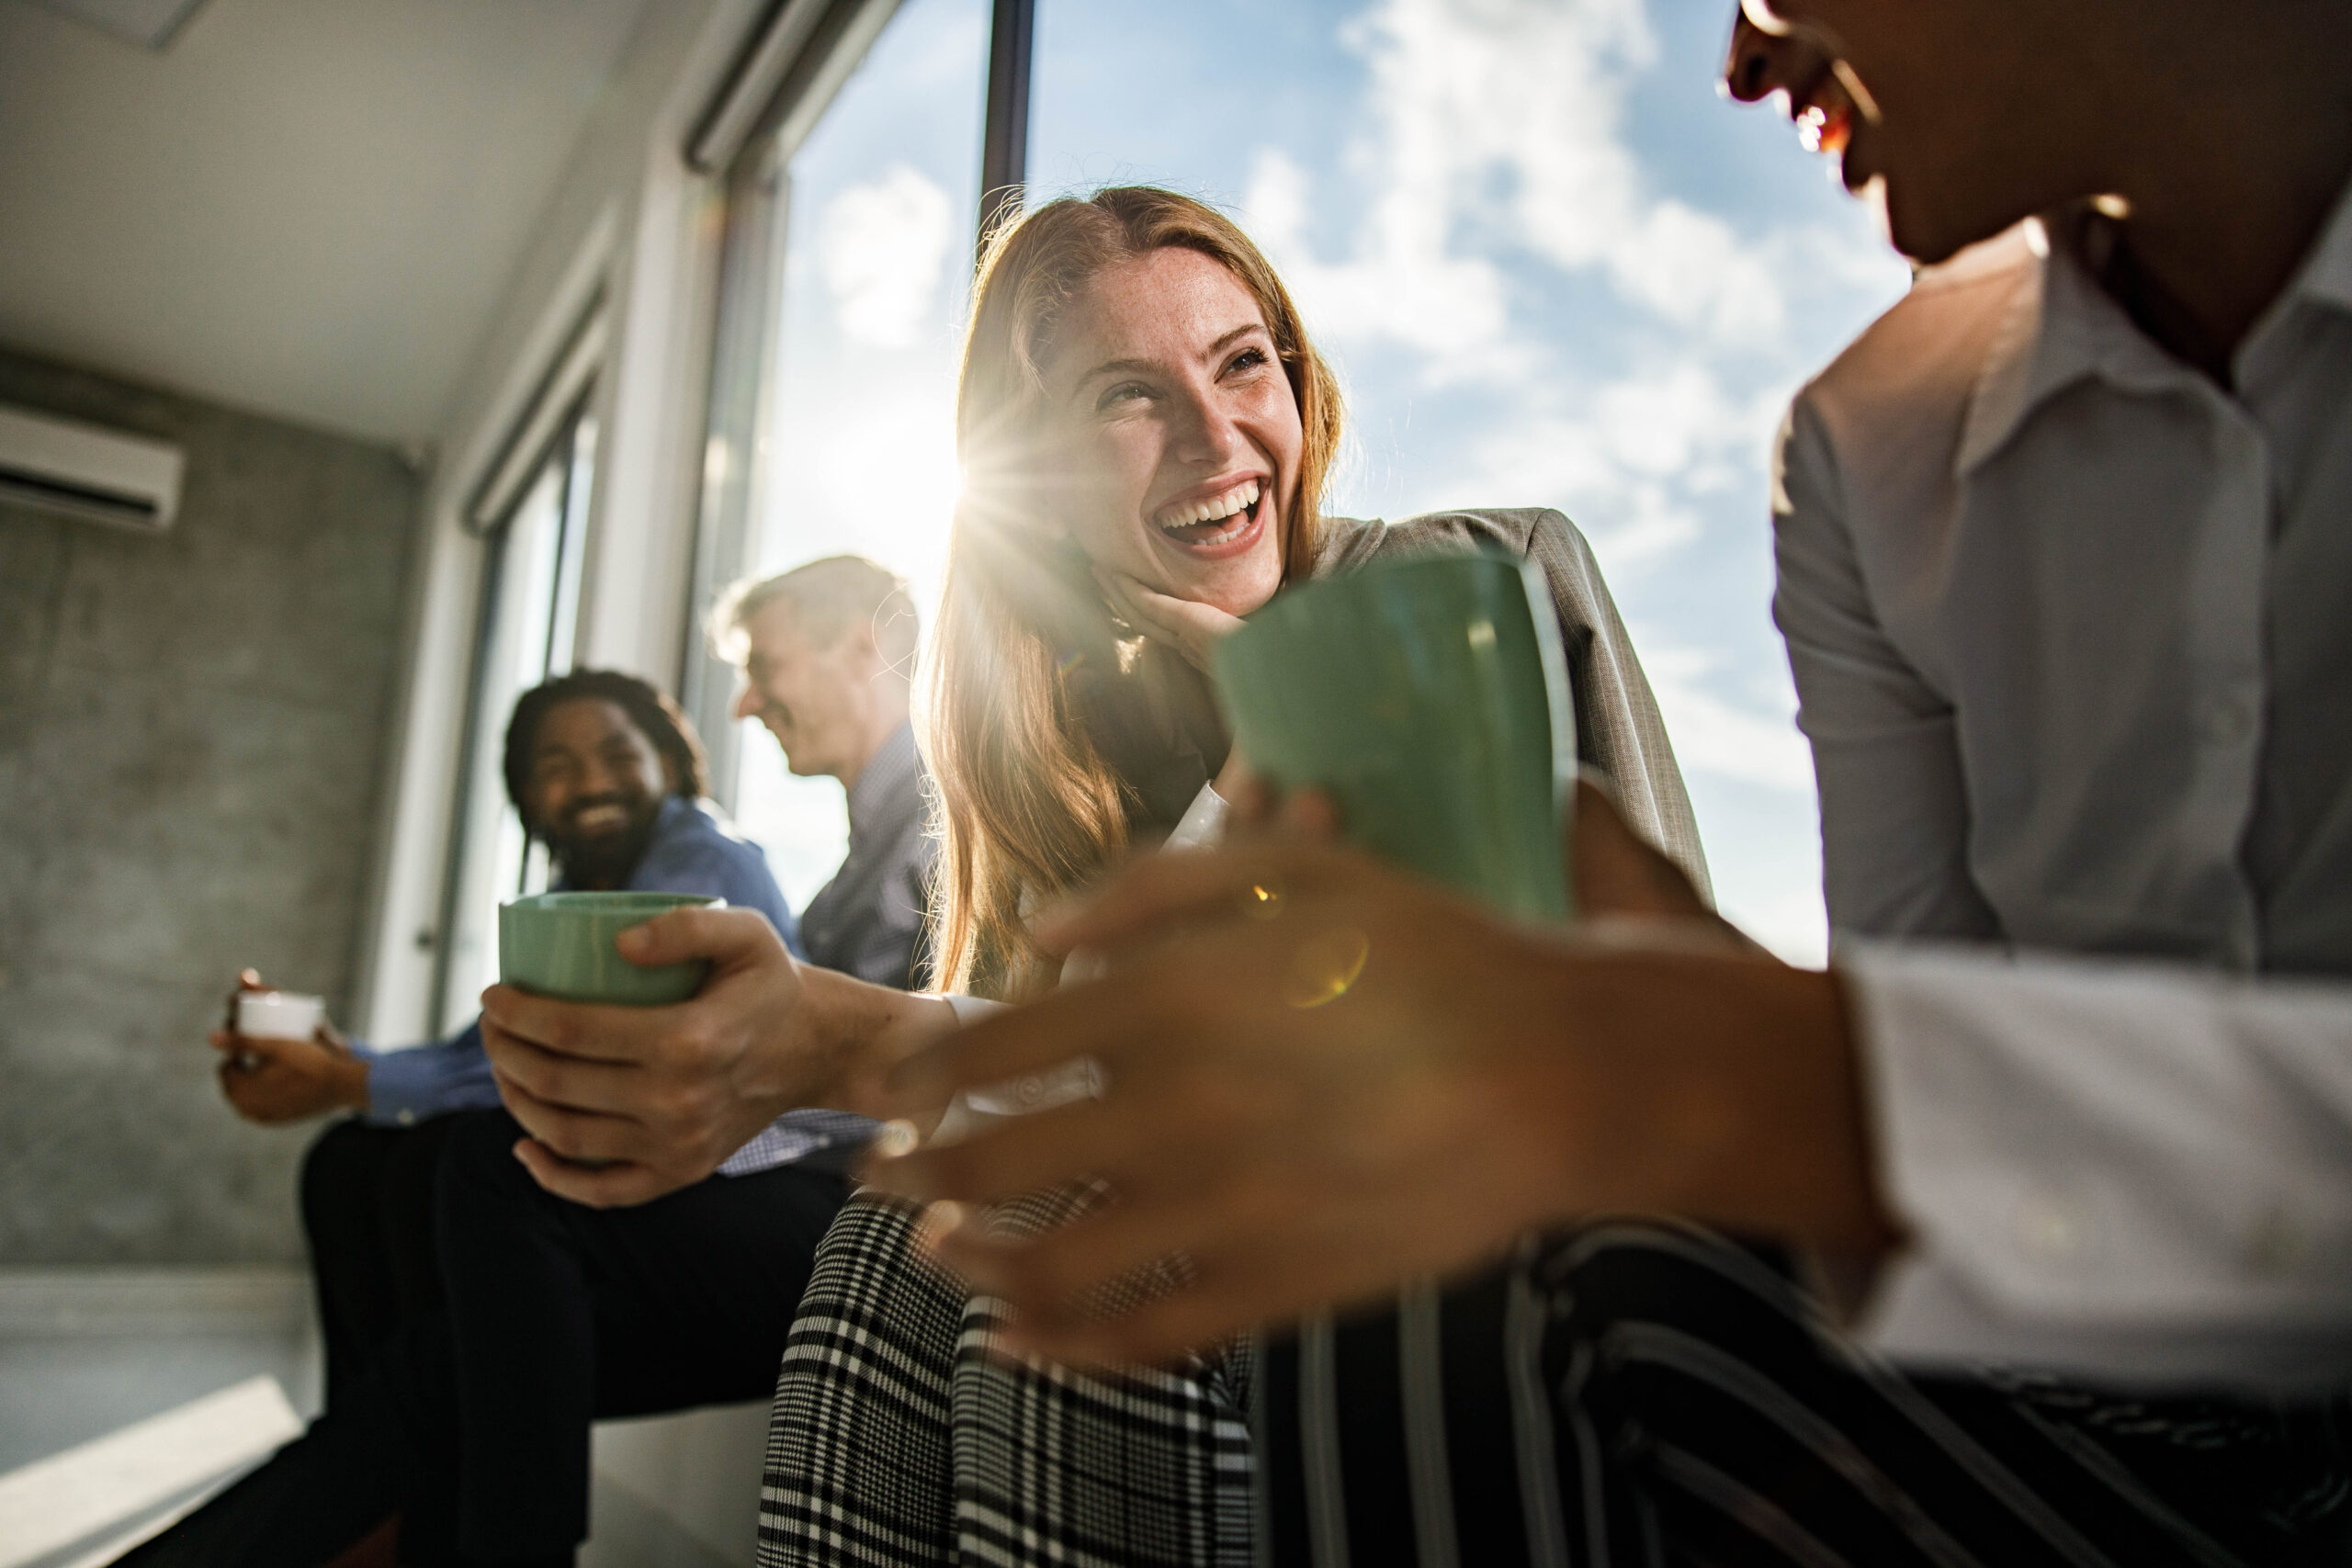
[{"x1": 1035, "y1": 246, "x2": 1304, "y2": 620}]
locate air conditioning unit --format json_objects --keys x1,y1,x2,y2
[{"x1": 0, "y1": 403, "x2": 186, "y2": 533}]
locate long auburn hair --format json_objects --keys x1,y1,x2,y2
[{"x1": 921, "y1": 187, "x2": 1345, "y2": 999}]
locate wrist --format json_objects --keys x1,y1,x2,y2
[
  {"x1": 334, "y1": 1054, "x2": 371, "y2": 1112},
  {"x1": 1517, "y1": 951, "x2": 1897, "y2": 1257},
  {"x1": 775, "y1": 967, "x2": 956, "y2": 1122}
]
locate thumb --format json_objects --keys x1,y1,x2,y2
[
  {"x1": 615, "y1": 905, "x2": 779, "y2": 969},
  {"x1": 1569, "y1": 773, "x2": 1712, "y2": 921}
]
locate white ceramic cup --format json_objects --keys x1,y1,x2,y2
[{"x1": 235, "y1": 990, "x2": 325, "y2": 1041}]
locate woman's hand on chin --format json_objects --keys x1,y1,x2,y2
[{"x1": 1091, "y1": 564, "x2": 1245, "y2": 671}]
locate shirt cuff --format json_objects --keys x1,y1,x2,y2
[
  {"x1": 941, "y1": 993, "x2": 1005, "y2": 1027},
  {"x1": 1164, "y1": 782, "x2": 1229, "y2": 851},
  {"x1": 1843, "y1": 941, "x2": 2352, "y2": 1393},
  {"x1": 356, "y1": 1043, "x2": 439, "y2": 1128}
]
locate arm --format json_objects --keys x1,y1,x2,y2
[
  {"x1": 862, "y1": 827, "x2": 1891, "y2": 1367},
  {"x1": 351, "y1": 1021, "x2": 503, "y2": 1125},
  {"x1": 1772, "y1": 399, "x2": 1998, "y2": 942}
]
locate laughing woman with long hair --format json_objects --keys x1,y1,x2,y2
[{"x1": 753, "y1": 186, "x2": 1709, "y2": 1568}]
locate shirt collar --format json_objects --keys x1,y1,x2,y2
[
  {"x1": 1954, "y1": 208, "x2": 2201, "y2": 478},
  {"x1": 2253, "y1": 165, "x2": 2352, "y2": 333},
  {"x1": 843, "y1": 722, "x2": 920, "y2": 843},
  {"x1": 1955, "y1": 168, "x2": 2352, "y2": 477}
]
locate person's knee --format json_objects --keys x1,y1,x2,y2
[
  {"x1": 433, "y1": 1108, "x2": 541, "y2": 1224},
  {"x1": 300, "y1": 1119, "x2": 386, "y2": 1245}
]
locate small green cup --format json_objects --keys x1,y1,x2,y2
[
  {"x1": 1210, "y1": 552, "x2": 1576, "y2": 924},
  {"x1": 497, "y1": 891, "x2": 720, "y2": 1006}
]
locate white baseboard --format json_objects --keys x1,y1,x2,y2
[{"x1": 0, "y1": 1268, "x2": 312, "y2": 1337}]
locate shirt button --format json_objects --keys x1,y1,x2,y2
[
  {"x1": 2205, "y1": 696, "x2": 2256, "y2": 745},
  {"x1": 2245, "y1": 1203, "x2": 2305, "y2": 1279},
  {"x1": 2012, "y1": 1190, "x2": 2083, "y2": 1261}
]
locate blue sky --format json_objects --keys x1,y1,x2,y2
[{"x1": 733, "y1": 0, "x2": 1910, "y2": 960}]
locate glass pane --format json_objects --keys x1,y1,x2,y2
[
  {"x1": 1029, "y1": 0, "x2": 1909, "y2": 964},
  {"x1": 434, "y1": 414, "x2": 595, "y2": 1034},
  {"x1": 726, "y1": 0, "x2": 987, "y2": 912}
]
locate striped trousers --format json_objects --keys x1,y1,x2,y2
[{"x1": 1258, "y1": 1223, "x2": 2352, "y2": 1568}]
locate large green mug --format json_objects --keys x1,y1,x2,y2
[
  {"x1": 497, "y1": 891, "x2": 720, "y2": 1006},
  {"x1": 1210, "y1": 551, "x2": 1576, "y2": 924}
]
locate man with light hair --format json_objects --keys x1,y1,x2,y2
[{"x1": 711, "y1": 554, "x2": 934, "y2": 991}]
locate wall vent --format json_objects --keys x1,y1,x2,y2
[{"x1": 0, "y1": 403, "x2": 185, "y2": 533}]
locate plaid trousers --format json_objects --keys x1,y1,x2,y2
[
  {"x1": 761, "y1": 1207, "x2": 2349, "y2": 1567},
  {"x1": 758, "y1": 1187, "x2": 1254, "y2": 1568}
]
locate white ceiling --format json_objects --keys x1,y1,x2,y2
[{"x1": 0, "y1": 0, "x2": 654, "y2": 444}]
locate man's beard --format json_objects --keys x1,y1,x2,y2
[{"x1": 546, "y1": 795, "x2": 662, "y2": 890}]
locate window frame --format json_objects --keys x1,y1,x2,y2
[
  {"x1": 428, "y1": 389, "x2": 599, "y2": 1033},
  {"x1": 677, "y1": 0, "x2": 1036, "y2": 809}
]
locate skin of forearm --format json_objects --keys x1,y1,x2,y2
[
  {"x1": 785, "y1": 967, "x2": 961, "y2": 1128},
  {"x1": 1513, "y1": 950, "x2": 1899, "y2": 1258}
]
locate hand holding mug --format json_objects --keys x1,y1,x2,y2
[
  {"x1": 480, "y1": 905, "x2": 957, "y2": 1209},
  {"x1": 211, "y1": 969, "x2": 363, "y2": 1124}
]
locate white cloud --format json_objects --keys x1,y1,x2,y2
[
  {"x1": 821, "y1": 164, "x2": 954, "y2": 348},
  {"x1": 1633, "y1": 639, "x2": 1815, "y2": 794},
  {"x1": 1245, "y1": 0, "x2": 1788, "y2": 363}
]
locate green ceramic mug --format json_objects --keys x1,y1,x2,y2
[
  {"x1": 1210, "y1": 551, "x2": 1576, "y2": 924},
  {"x1": 497, "y1": 891, "x2": 721, "y2": 1006}
]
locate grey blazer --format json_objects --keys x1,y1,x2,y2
[{"x1": 1316, "y1": 507, "x2": 1711, "y2": 900}]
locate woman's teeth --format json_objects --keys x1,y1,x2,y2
[{"x1": 1155, "y1": 479, "x2": 1261, "y2": 538}]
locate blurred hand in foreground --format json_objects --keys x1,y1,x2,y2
[
  {"x1": 864, "y1": 782, "x2": 1894, "y2": 1366},
  {"x1": 480, "y1": 906, "x2": 955, "y2": 1208},
  {"x1": 211, "y1": 969, "x2": 364, "y2": 1124}
]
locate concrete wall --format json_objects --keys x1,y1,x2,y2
[{"x1": 0, "y1": 349, "x2": 419, "y2": 1264}]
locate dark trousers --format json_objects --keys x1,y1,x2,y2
[
  {"x1": 119, "y1": 1109, "x2": 848, "y2": 1568},
  {"x1": 1259, "y1": 1224, "x2": 2352, "y2": 1567},
  {"x1": 301, "y1": 1117, "x2": 457, "y2": 1408}
]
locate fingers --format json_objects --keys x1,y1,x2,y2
[
  {"x1": 1029, "y1": 839, "x2": 1361, "y2": 957},
  {"x1": 887, "y1": 980, "x2": 1172, "y2": 1107},
  {"x1": 485, "y1": 1029, "x2": 644, "y2": 1114},
  {"x1": 613, "y1": 905, "x2": 786, "y2": 969},
  {"x1": 936, "y1": 1185, "x2": 1232, "y2": 1323},
  {"x1": 480, "y1": 985, "x2": 673, "y2": 1066},
  {"x1": 865, "y1": 1096, "x2": 1138, "y2": 1209},
  {"x1": 494, "y1": 1073, "x2": 635, "y2": 1163},
  {"x1": 1569, "y1": 775, "x2": 1712, "y2": 921}
]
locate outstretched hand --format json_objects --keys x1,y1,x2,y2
[
  {"x1": 864, "y1": 783, "x2": 1891, "y2": 1366},
  {"x1": 211, "y1": 969, "x2": 364, "y2": 1124},
  {"x1": 480, "y1": 906, "x2": 956, "y2": 1208}
]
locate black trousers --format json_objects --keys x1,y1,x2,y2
[
  {"x1": 301, "y1": 1117, "x2": 457, "y2": 1409},
  {"x1": 119, "y1": 1110, "x2": 848, "y2": 1567},
  {"x1": 1259, "y1": 1223, "x2": 2352, "y2": 1567}
]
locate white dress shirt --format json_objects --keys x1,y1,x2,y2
[{"x1": 1775, "y1": 184, "x2": 2352, "y2": 1390}]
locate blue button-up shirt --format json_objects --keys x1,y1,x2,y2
[{"x1": 356, "y1": 795, "x2": 797, "y2": 1131}]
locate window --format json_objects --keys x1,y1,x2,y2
[
  {"x1": 691, "y1": 0, "x2": 1908, "y2": 962},
  {"x1": 694, "y1": 0, "x2": 988, "y2": 912},
  {"x1": 433, "y1": 403, "x2": 597, "y2": 1033}
]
